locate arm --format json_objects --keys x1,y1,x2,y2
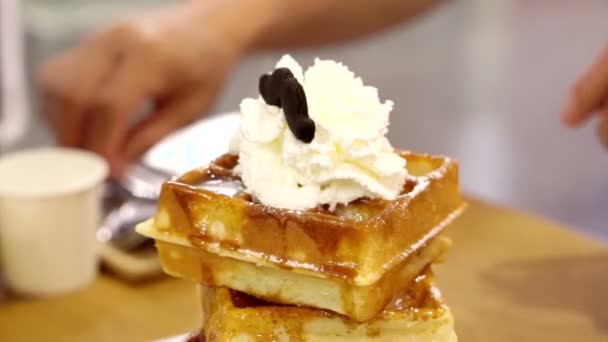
[
  {"x1": 259, "y1": 0, "x2": 443, "y2": 48},
  {"x1": 201, "y1": 0, "x2": 443, "y2": 50},
  {"x1": 38, "y1": 0, "x2": 442, "y2": 176}
]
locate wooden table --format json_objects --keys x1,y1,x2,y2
[
  {"x1": 0, "y1": 198, "x2": 606, "y2": 341},
  {"x1": 437, "y1": 199, "x2": 607, "y2": 342}
]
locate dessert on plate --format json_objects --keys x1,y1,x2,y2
[{"x1": 137, "y1": 55, "x2": 465, "y2": 341}]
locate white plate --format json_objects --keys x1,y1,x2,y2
[{"x1": 143, "y1": 112, "x2": 240, "y2": 175}]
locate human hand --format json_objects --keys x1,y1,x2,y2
[
  {"x1": 37, "y1": 3, "x2": 247, "y2": 176},
  {"x1": 561, "y1": 45, "x2": 608, "y2": 147}
]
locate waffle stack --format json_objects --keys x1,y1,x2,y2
[{"x1": 137, "y1": 151, "x2": 465, "y2": 341}]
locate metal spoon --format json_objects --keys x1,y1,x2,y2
[{"x1": 98, "y1": 163, "x2": 173, "y2": 251}]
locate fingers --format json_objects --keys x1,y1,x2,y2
[
  {"x1": 37, "y1": 51, "x2": 86, "y2": 146},
  {"x1": 38, "y1": 25, "x2": 159, "y2": 177},
  {"x1": 120, "y1": 89, "x2": 215, "y2": 170},
  {"x1": 37, "y1": 36, "x2": 120, "y2": 147},
  {"x1": 83, "y1": 53, "x2": 150, "y2": 175},
  {"x1": 562, "y1": 46, "x2": 608, "y2": 127}
]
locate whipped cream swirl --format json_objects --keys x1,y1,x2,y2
[{"x1": 229, "y1": 55, "x2": 407, "y2": 210}]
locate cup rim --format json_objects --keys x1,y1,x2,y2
[{"x1": 0, "y1": 147, "x2": 108, "y2": 198}]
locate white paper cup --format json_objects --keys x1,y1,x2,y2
[{"x1": 0, "y1": 148, "x2": 108, "y2": 295}]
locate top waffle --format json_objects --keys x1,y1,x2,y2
[{"x1": 137, "y1": 150, "x2": 465, "y2": 286}]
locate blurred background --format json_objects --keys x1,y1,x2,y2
[{"x1": 2, "y1": 0, "x2": 608, "y2": 240}]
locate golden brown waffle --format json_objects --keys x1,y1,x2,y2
[
  {"x1": 151, "y1": 232, "x2": 450, "y2": 322},
  {"x1": 199, "y1": 268, "x2": 457, "y2": 342},
  {"x1": 138, "y1": 151, "x2": 465, "y2": 287}
]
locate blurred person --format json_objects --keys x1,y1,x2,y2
[
  {"x1": 37, "y1": 0, "x2": 441, "y2": 177},
  {"x1": 562, "y1": 45, "x2": 608, "y2": 147},
  {"x1": 38, "y1": 0, "x2": 606, "y2": 179}
]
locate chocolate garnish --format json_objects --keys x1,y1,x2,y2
[
  {"x1": 259, "y1": 68, "x2": 293, "y2": 107},
  {"x1": 259, "y1": 68, "x2": 315, "y2": 143},
  {"x1": 281, "y1": 78, "x2": 315, "y2": 143}
]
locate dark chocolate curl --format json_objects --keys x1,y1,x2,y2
[
  {"x1": 258, "y1": 67, "x2": 315, "y2": 143},
  {"x1": 258, "y1": 74, "x2": 272, "y2": 105},
  {"x1": 260, "y1": 68, "x2": 294, "y2": 107},
  {"x1": 281, "y1": 78, "x2": 315, "y2": 143}
]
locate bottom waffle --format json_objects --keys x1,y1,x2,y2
[
  {"x1": 155, "y1": 234, "x2": 451, "y2": 322},
  {"x1": 199, "y1": 268, "x2": 457, "y2": 342}
]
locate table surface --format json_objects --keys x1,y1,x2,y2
[{"x1": 0, "y1": 198, "x2": 606, "y2": 342}]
